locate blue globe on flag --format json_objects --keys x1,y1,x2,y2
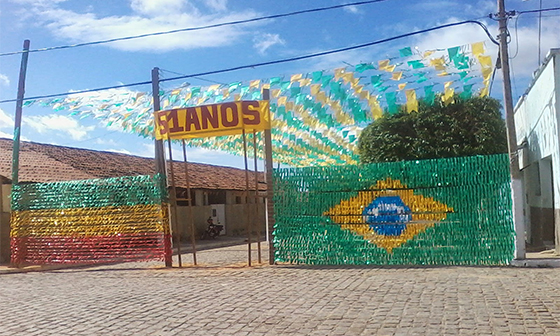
[
  {"x1": 362, "y1": 196, "x2": 412, "y2": 236},
  {"x1": 324, "y1": 178, "x2": 453, "y2": 253}
]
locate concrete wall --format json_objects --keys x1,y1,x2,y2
[
  {"x1": 0, "y1": 184, "x2": 11, "y2": 264},
  {"x1": 224, "y1": 203, "x2": 266, "y2": 237},
  {"x1": 514, "y1": 49, "x2": 560, "y2": 251},
  {"x1": 174, "y1": 193, "x2": 266, "y2": 241},
  {"x1": 175, "y1": 205, "x2": 209, "y2": 239}
]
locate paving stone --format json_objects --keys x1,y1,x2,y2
[{"x1": 3, "y1": 243, "x2": 560, "y2": 335}]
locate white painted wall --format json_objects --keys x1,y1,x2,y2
[{"x1": 514, "y1": 49, "x2": 560, "y2": 250}]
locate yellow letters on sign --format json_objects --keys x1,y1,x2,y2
[{"x1": 154, "y1": 100, "x2": 271, "y2": 140}]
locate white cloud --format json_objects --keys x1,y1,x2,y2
[
  {"x1": 130, "y1": 0, "x2": 193, "y2": 17},
  {"x1": 0, "y1": 129, "x2": 30, "y2": 141},
  {"x1": 410, "y1": 15, "x2": 560, "y2": 99},
  {"x1": 23, "y1": 114, "x2": 95, "y2": 140},
  {"x1": 508, "y1": 16, "x2": 560, "y2": 77},
  {"x1": 9, "y1": 0, "x2": 66, "y2": 5},
  {"x1": 106, "y1": 148, "x2": 132, "y2": 155},
  {"x1": 298, "y1": 46, "x2": 379, "y2": 73},
  {"x1": 0, "y1": 108, "x2": 14, "y2": 129},
  {"x1": 182, "y1": 146, "x2": 227, "y2": 161},
  {"x1": 0, "y1": 74, "x2": 9, "y2": 86},
  {"x1": 203, "y1": 0, "x2": 228, "y2": 12},
  {"x1": 253, "y1": 33, "x2": 285, "y2": 55},
  {"x1": 343, "y1": 5, "x2": 362, "y2": 15},
  {"x1": 94, "y1": 138, "x2": 119, "y2": 146},
  {"x1": 129, "y1": 143, "x2": 156, "y2": 158},
  {"x1": 18, "y1": 0, "x2": 260, "y2": 52},
  {"x1": 411, "y1": 18, "x2": 499, "y2": 55},
  {"x1": 409, "y1": 0, "x2": 493, "y2": 20}
]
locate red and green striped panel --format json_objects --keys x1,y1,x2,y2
[{"x1": 10, "y1": 175, "x2": 169, "y2": 265}]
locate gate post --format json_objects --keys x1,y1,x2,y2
[
  {"x1": 152, "y1": 67, "x2": 172, "y2": 267},
  {"x1": 262, "y1": 89, "x2": 275, "y2": 265}
]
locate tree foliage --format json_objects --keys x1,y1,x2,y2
[{"x1": 358, "y1": 94, "x2": 508, "y2": 164}]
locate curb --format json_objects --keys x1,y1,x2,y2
[
  {"x1": 0, "y1": 263, "x2": 101, "y2": 275},
  {"x1": 511, "y1": 258, "x2": 560, "y2": 268},
  {"x1": 0, "y1": 238, "x2": 256, "y2": 274}
]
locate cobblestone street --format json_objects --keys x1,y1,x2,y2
[{"x1": 2, "y1": 243, "x2": 560, "y2": 335}]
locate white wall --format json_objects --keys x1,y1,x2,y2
[
  {"x1": 514, "y1": 49, "x2": 560, "y2": 249},
  {"x1": 515, "y1": 50, "x2": 559, "y2": 207}
]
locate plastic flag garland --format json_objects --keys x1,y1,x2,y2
[{"x1": 26, "y1": 42, "x2": 493, "y2": 167}]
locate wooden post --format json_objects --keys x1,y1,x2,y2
[
  {"x1": 166, "y1": 139, "x2": 182, "y2": 267},
  {"x1": 181, "y1": 140, "x2": 197, "y2": 265},
  {"x1": 9, "y1": 39, "x2": 30, "y2": 267},
  {"x1": 253, "y1": 130, "x2": 262, "y2": 264},
  {"x1": 151, "y1": 67, "x2": 172, "y2": 267},
  {"x1": 262, "y1": 89, "x2": 275, "y2": 265},
  {"x1": 242, "y1": 129, "x2": 252, "y2": 266},
  {"x1": 11, "y1": 39, "x2": 30, "y2": 185}
]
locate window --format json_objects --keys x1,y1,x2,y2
[
  {"x1": 534, "y1": 162, "x2": 541, "y2": 196},
  {"x1": 208, "y1": 190, "x2": 226, "y2": 204}
]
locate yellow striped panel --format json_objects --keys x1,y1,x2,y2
[{"x1": 11, "y1": 204, "x2": 167, "y2": 237}]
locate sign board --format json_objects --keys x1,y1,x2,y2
[{"x1": 154, "y1": 100, "x2": 270, "y2": 140}]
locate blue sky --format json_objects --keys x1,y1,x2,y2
[{"x1": 0, "y1": 0, "x2": 558, "y2": 169}]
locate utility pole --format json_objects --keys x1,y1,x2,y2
[{"x1": 497, "y1": 0, "x2": 524, "y2": 259}]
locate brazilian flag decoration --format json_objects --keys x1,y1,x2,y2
[
  {"x1": 273, "y1": 154, "x2": 515, "y2": 265},
  {"x1": 10, "y1": 175, "x2": 169, "y2": 265}
]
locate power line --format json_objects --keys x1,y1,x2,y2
[
  {"x1": 0, "y1": 19, "x2": 496, "y2": 105},
  {"x1": 158, "y1": 20, "x2": 497, "y2": 81},
  {"x1": 159, "y1": 68, "x2": 226, "y2": 85},
  {"x1": 516, "y1": 6, "x2": 560, "y2": 16},
  {"x1": 488, "y1": 6, "x2": 560, "y2": 21},
  {"x1": 0, "y1": 0, "x2": 389, "y2": 57},
  {"x1": 508, "y1": 6, "x2": 560, "y2": 63},
  {"x1": 0, "y1": 82, "x2": 152, "y2": 104}
]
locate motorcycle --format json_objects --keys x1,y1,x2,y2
[{"x1": 201, "y1": 218, "x2": 223, "y2": 239}]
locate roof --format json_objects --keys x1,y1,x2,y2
[{"x1": 0, "y1": 138, "x2": 266, "y2": 191}]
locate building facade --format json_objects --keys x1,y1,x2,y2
[{"x1": 514, "y1": 49, "x2": 560, "y2": 253}]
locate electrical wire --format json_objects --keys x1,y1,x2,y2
[
  {"x1": 516, "y1": 6, "x2": 560, "y2": 16},
  {"x1": 510, "y1": 14, "x2": 521, "y2": 59},
  {"x1": 537, "y1": 0, "x2": 542, "y2": 64},
  {"x1": 159, "y1": 69, "x2": 226, "y2": 85},
  {"x1": 489, "y1": 59, "x2": 498, "y2": 96},
  {"x1": 510, "y1": 52, "x2": 519, "y2": 100},
  {"x1": 0, "y1": 0, "x2": 389, "y2": 57},
  {"x1": 0, "y1": 19, "x2": 497, "y2": 105},
  {"x1": 510, "y1": 5, "x2": 560, "y2": 59},
  {"x1": 508, "y1": 6, "x2": 560, "y2": 64}
]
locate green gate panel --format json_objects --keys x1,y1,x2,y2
[{"x1": 272, "y1": 154, "x2": 515, "y2": 265}]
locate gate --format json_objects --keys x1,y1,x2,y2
[
  {"x1": 10, "y1": 174, "x2": 169, "y2": 265},
  {"x1": 273, "y1": 154, "x2": 516, "y2": 266}
]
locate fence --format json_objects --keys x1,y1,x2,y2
[
  {"x1": 273, "y1": 154, "x2": 515, "y2": 265},
  {"x1": 10, "y1": 175, "x2": 169, "y2": 265}
]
